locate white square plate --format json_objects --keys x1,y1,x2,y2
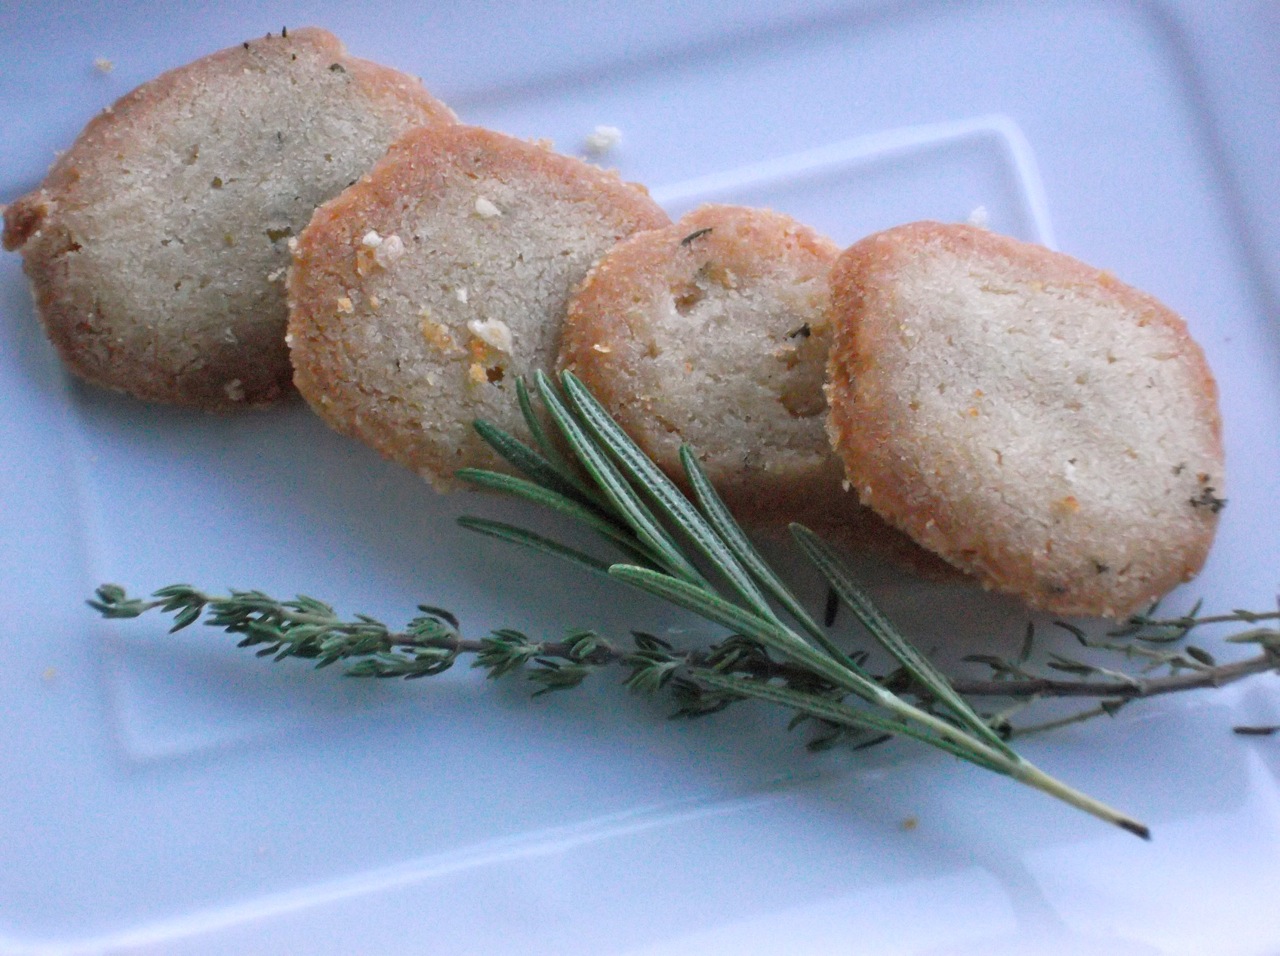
[{"x1": 2, "y1": 2, "x2": 1278, "y2": 953}]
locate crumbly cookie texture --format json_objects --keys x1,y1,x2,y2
[
  {"x1": 3, "y1": 28, "x2": 455, "y2": 409},
  {"x1": 286, "y1": 123, "x2": 670, "y2": 488},
  {"x1": 559, "y1": 204, "x2": 960, "y2": 577},
  {"x1": 825, "y1": 221, "x2": 1224, "y2": 617}
]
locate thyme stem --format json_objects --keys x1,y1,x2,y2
[
  {"x1": 950, "y1": 649, "x2": 1279, "y2": 699},
  {"x1": 1011, "y1": 764, "x2": 1150, "y2": 839},
  {"x1": 372, "y1": 632, "x2": 1280, "y2": 700}
]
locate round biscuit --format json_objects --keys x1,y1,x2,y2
[
  {"x1": 287, "y1": 123, "x2": 670, "y2": 488},
  {"x1": 560, "y1": 204, "x2": 961, "y2": 576},
  {"x1": 2, "y1": 28, "x2": 454, "y2": 409},
  {"x1": 825, "y1": 221, "x2": 1225, "y2": 616}
]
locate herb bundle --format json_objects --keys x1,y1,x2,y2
[{"x1": 91, "y1": 372, "x2": 1280, "y2": 839}]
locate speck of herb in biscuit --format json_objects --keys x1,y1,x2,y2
[{"x1": 1189, "y1": 487, "x2": 1227, "y2": 513}]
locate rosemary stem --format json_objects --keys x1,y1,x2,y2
[
  {"x1": 1010, "y1": 761, "x2": 1150, "y2": 839},
  {"x1": 716, "y1": 659, "x2": 1150, "y2": 837},
  {"x1": 876, "y1": 702, "x2": 1147, "y2": 836},
  {"x1": 899, "y1": 722, "x2": 1146, "y2": 837}
]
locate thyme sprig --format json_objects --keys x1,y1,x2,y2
[
  {"x1": 89, "y1": 373, "x2": 1277, "y2": 838},
  {"x1": 90, "y1": 583, "x2": 1280, "y2": 702},
  {"x1": 960, "y1": 609, "x2": 1280, "y2": 737}
]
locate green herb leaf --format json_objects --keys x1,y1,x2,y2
[
  {"x1": 790, "y1": 523, "x2": 1015, "y2": 757},
  {"x1": 470, "y1": 418, "x2": 600, "y2": 510},
  {"x1": 456, "y1": 468, "x2": 659, "y2": 569},
  {"x1": 533, "y1": 372, "x2": 706, "y2": 587},
  {"x1": 456, "y1": 517, "x2": 614, "y2": 579},
  {"x1": 679, "y1": 445, "x2": 856, "y2": 667},
  {"x1": 561, "y1": 372, "x2": 775, "y2": 620}
]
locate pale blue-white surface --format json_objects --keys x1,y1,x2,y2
[{"x1": 1, "y1": 2, "x2": 1278, "y2": 953}]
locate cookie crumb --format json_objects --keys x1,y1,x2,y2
[
  {"x1": 375, "y1": 234, "x2": 404, "y2": 268},
  {"x1": 474, "y1": 196, "x2": 502, "y2": 219},
  {"x1": 93, "y1": 57, "x2": 114, "y2": 74},
  {"x1": 583, "y1": 124, "x2": 622, "y2": 158},
  {"x1": 467, "y1": 318, "x2": 513, "y2": 354},
  {"x1": 967, "y1": 205, "x2": 990, "y2": 228},
  {"x1": 355, "y1": 230, "x2": 404, "y2": 274}
]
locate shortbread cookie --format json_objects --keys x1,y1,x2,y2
[
  {"x1": 287, "y1": 124, "x2": 670, "y2": 488},
  {"x1": 825, "y1": 221, "x2": 1225, "y2": 616},
  {"x1": 2, "y1": 28, "x2": 454, "y2": 409},
  {"x1": 558, "y1": 204, "x2": 960, "y2": 574}
]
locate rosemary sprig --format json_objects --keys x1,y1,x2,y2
[{"x1": 452, "y1": 372, "x2": 1148, "y2": 837}]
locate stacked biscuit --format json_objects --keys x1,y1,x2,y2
[{"x1": 3, "y1": 30, "x2": 1224, "y2": 618}]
